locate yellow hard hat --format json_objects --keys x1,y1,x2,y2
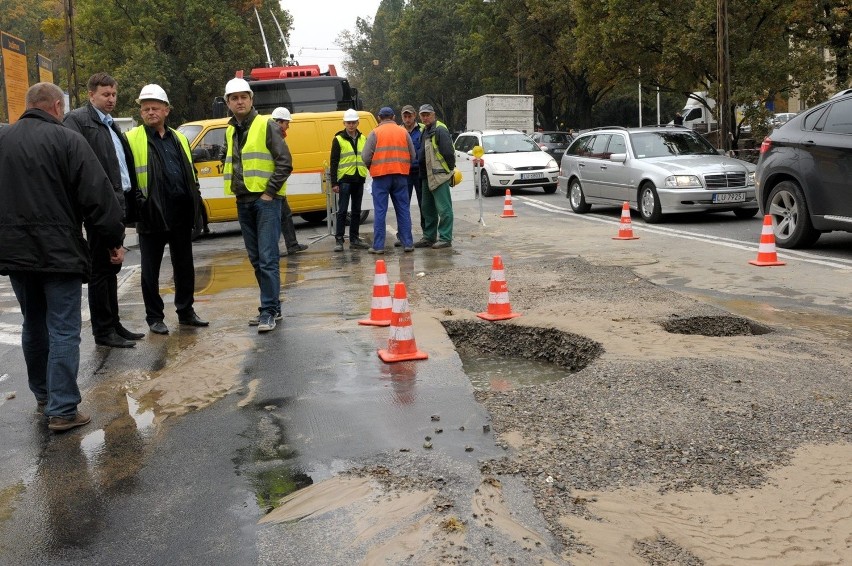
[{"x1": 451, "y1": 168, "x2": 463, "y2": 187}]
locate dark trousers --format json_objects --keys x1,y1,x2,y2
[
  {"x1": 86, "y1": 228, "x2": 122, "y2": 338},
  {"x1": 406, "y1": 170, "x2": 425, "y2": 233},
  {"x1": 138, "y1": 228, "x2": 196, "y2": 324},
  {"x1": 335, "y1": 182, "x2": 364, "y2": 241},
  {"x1": 280, "y1": 196, "x2": 299, "y2": 249}
]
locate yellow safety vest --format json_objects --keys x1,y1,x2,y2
[
  {"x1": 224, "y1": 117, "x2": 284, "y2": 195},
  {"x1": 125, "y1": 126, "x2": 193, "y2": 198},
  {"x1": 429, "y1": 120, "x2": 451, "y2": 173},
  {"x1": 335, "y1": 133, "x2": 367, "y2": 180}
]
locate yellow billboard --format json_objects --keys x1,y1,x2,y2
[
  {"x1": 1, "y1": 31, "x2": 29, "y2": 124},
  {"x1": 37, "y1": 53, "x2": 53, "y2": 84}
]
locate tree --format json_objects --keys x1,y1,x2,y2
[{"x1": 70, "y1": 0, "x2": 291, "y2": 122}]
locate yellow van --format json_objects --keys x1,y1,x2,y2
[{"x1": 177, "y1": 110, "x2": 378, "y2": 224}]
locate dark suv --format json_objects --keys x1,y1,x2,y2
[{"x1": 755, "y1": 90, "x2": 852, "y2": 248}]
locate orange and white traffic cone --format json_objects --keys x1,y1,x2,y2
[
  {"x1": 501, "y1": 189, "x2": 517, "y2": 218},
  {"x1": 378, "y1": 282, "x2": 429, "y2": 363},
  {"x1": 749, "y1": 215, "x2": 786, "y2": 266},
  {"x1": 358, "y1": 259, "x2": 392, "y2": 326},
  {"x1": 612, "y1": 201, "x2": 639, "y2": 240},
  {"x1": 477, "y1": 255, "x2": 522, "y2": 321}
]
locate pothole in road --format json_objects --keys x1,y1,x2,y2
[
  {"x1": 660, "y1": 315, "x2": 771, "y2": 337},
  {"x1": 441, "y1": 320, "x2": 604, "y2": 391}
]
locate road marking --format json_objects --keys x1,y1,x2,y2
[
  {"x1": 519, "y1": 197, "x2": 852, "y2": 271},
  {"x1": 0, "y1": 322, "x2": 21, "y2": 346}
]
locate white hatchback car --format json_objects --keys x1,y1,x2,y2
[{"x1": 454, "y1": 130, "x2": 559, "y2": 196}]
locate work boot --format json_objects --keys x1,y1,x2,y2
[
  {"x1": 413, "y1": 239, "x2": 435, "y2": 248},
  {"x1": 48, "y1": 411, "x2": 91, "y2": 432},
  {"x1": 287, "y1": 243, "x2": 308, "y2": 254},
  {"x1": 349, "y1": 239, "x2": 369, "y2": 249},
  {"x1": 334, "y1": 238, "x2": 344, "y2": 252}
]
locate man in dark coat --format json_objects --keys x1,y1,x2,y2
[
  {"x1": 64, "y1": 72, "x2": 144, "y2": 348},
  {"x1": 125, "y1": 84, "x2": 208, "y2": 335},
  {"x1": 0, "y1": 82, "x2": 125, "y2": 432}
]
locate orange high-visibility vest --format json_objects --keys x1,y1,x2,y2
[{"x1": 368, "y1": 122, "x2": 411, "y2": 177}]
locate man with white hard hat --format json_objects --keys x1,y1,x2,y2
[
  {"x1": 270, "y1": 107, "x2": 308, "y2": 257},
  {"x1": 125, "y1": 83, "x2": 208, "y2": 335},
  {"x1": 222, "y1": 78, "x2": 293, "y2": 333},
  {"x1": 328, "y1": 108, "x2": 370, "y2": 252}
]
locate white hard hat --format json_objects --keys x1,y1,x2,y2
[
  {"x1": 271, "y1": 107, "x2": 292, "y2": 121},
  {"x1": 224, "y1": 77, "x2": 253, "y2": 97},
  {"x1": 343, "y1": 109, "x2": 359, "y2": 122},
  {"x1": 136, "y1": 84, "x2": 169, "y2": 104}
]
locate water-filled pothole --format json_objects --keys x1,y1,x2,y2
[
  {"x1": 660, "y1": 315, "x2": 771, "y2": 337},
  {"x1": 442, "y1": 320, "x2": 604, "y2": 391}
]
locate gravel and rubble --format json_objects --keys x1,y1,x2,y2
[{"x1": 406, "y1": 255, "x2": 852, "y2": 560}]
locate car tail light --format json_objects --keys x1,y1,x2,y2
[{"x1": 759, "y1": 137, "x2": 772, "y2": 154}]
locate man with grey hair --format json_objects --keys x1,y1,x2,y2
[{"x1": 0, "y1": 82, "x2": 125, "y2": 432}]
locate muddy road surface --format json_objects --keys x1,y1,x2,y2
[{"x1": 1, "y1": 192, "x2": 851, "y2": 565}]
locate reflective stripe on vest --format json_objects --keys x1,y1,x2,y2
[
  {"x1": 125, "y1": 126, "x2": 193, "y2": 198},
  {"x1": 224, "y1": 118, "x2": 283, "y2": 195},
  {"x1": 369, "y1": 122, "x2": 411, "y2": 177},
  {"x1": 335, "y1": 133, "x2": 367, "y2": 180},
  {"x1": 430, "y1": 120, "x2": 451, "y2": 174}
]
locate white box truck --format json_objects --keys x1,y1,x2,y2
[{"x1": 467, "y1": 94, "x2": 534, "y2": 133}]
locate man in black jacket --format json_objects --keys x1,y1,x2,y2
[
  {"x1": 0, "y1": 82, "x2": 125, "y2": 432},
  {"x1": 126, "y1": 84, "x2": 208, "y2": 335},
  {"x1": 64, "y1": 72, "x2": 143, "y2": 348},
  {"x1": 329, "y1": 109, "x2": 370, "y2": 251}
]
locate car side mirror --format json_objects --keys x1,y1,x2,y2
[{"x1": 609, "y1": 153, "x2": 627, "y2": 163}]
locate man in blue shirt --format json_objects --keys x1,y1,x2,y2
[{"x1": 64, "y1": 73, "x2": 143, "y2": 348}]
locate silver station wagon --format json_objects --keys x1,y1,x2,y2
[{"x1": 557, "y1": 126, "x2": 759, "y2": 222}]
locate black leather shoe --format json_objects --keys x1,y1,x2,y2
[
  {"x1": 149, "y1": 321, "x2": 169, "y2": 335},
  {"x1": 115, "y1": 324, "x2": 145, "y2": 340},
  {"x1": 95, "y1": 331, "x2": 135, "y2": 348},
  {"x1": 179, "y1": 313, "x2": 209, "y2": 327},
  {"x1": 287, "y1": 243, "x2": 308, "y2": 254}
]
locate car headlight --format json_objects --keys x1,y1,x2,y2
[
  {"x1": 747, "y1": 171, "x2": 755, "y2": 186},
  {"x1": 490, "y1": 162, "x2": 512, "y2": 172},
  {"x1": 664, "y1": 175, "x2": 702, "y2": 188},
  {"x1": 546, "y1": 158, "x2": 558, "y2": 169}
]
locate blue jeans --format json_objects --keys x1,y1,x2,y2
[
  {"x1": 237, "y1": 197, "x2": 282, "y2": 315},
  {"x1": 371, "y1": 174, "x2": 413, "y2": 249},
  {"x1": 335, "y1": 182, "x2": 364, "y2": 241},
  {"x1": 9, "y1": 272, "x2": 83, "y2": 418}
]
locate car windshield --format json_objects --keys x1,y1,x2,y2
[
  {"x1": 177, "y1": 124, "x2": 202, "y2": 143},
  {"x1": 482, "y1": 133, "x2": 539, "y2": 153},
  {"x1": 542, "y1": 133, "x2": 570, "y2": 143},
  {"x1": 629, "y1": 131, "x2": 718, "y2": 158}
]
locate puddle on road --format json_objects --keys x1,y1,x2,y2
[
  {"x1": 443, "y1": 320, "x2": 603, "y2": 392},
  {"x1": 250, "y1": 467, "x2": 313, "y2": 513},
  {"x1": 461, "y1": 355, "x2": 569, "y2": 391}
]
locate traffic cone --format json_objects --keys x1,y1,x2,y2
[
  {"x1": 749, "y1": 215, "x2": 786, "y2": 266},
  {"x1": 612, "y1": 201, "x2": 639, "y2": 240},
  {"x1": 477, "y1": 255, "x2": 522, "y2": 321},
  {"x1": 378, "y1": 282, "x2": 429, "y2": 363},
  {"x1": 501, "y1": 189, "x2": 517, "y2": 218},
  {"x1": 358, "y1": 259, "x2": 392, "y2": 326}
]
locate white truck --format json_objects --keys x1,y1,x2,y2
[
  {"x1": 677, "y1": 91, "x2": 717, "y2": 132},
  {"x1": 466, "y1": 94, "x2": 534, "y2": 133}
]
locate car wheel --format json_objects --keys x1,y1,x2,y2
[
  {"x1": 766, "y1": 180, "x2": 820, "y2": 248},
  {"x1": 543, "y1": 184, "x2": 557, "y2": 194},
  {"x1": 638, "y1": 182, "x2": 663, "y2": 223},
  {"x1": 480, "y1": 170, "x2": 495, "y2": 197},
  {"x1": 355, "y1": 210, "x2": 369, "y2": 225},
  {"x1": 568, "y1": 178, "x2": 591, "y2": 213},
  {"x1": 733, "y1": 207, "x2": 759, "y2": 219},
  {"x1": 300, "y1": 211, "x2": 326, "y2": 225}
]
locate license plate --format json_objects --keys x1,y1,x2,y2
[
  {"x1": 713, "y1": 192, "x2": 745, "y2": 203},
  {"x1": 520, "y1": 173, "x2": 543, "y2": 180}
]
